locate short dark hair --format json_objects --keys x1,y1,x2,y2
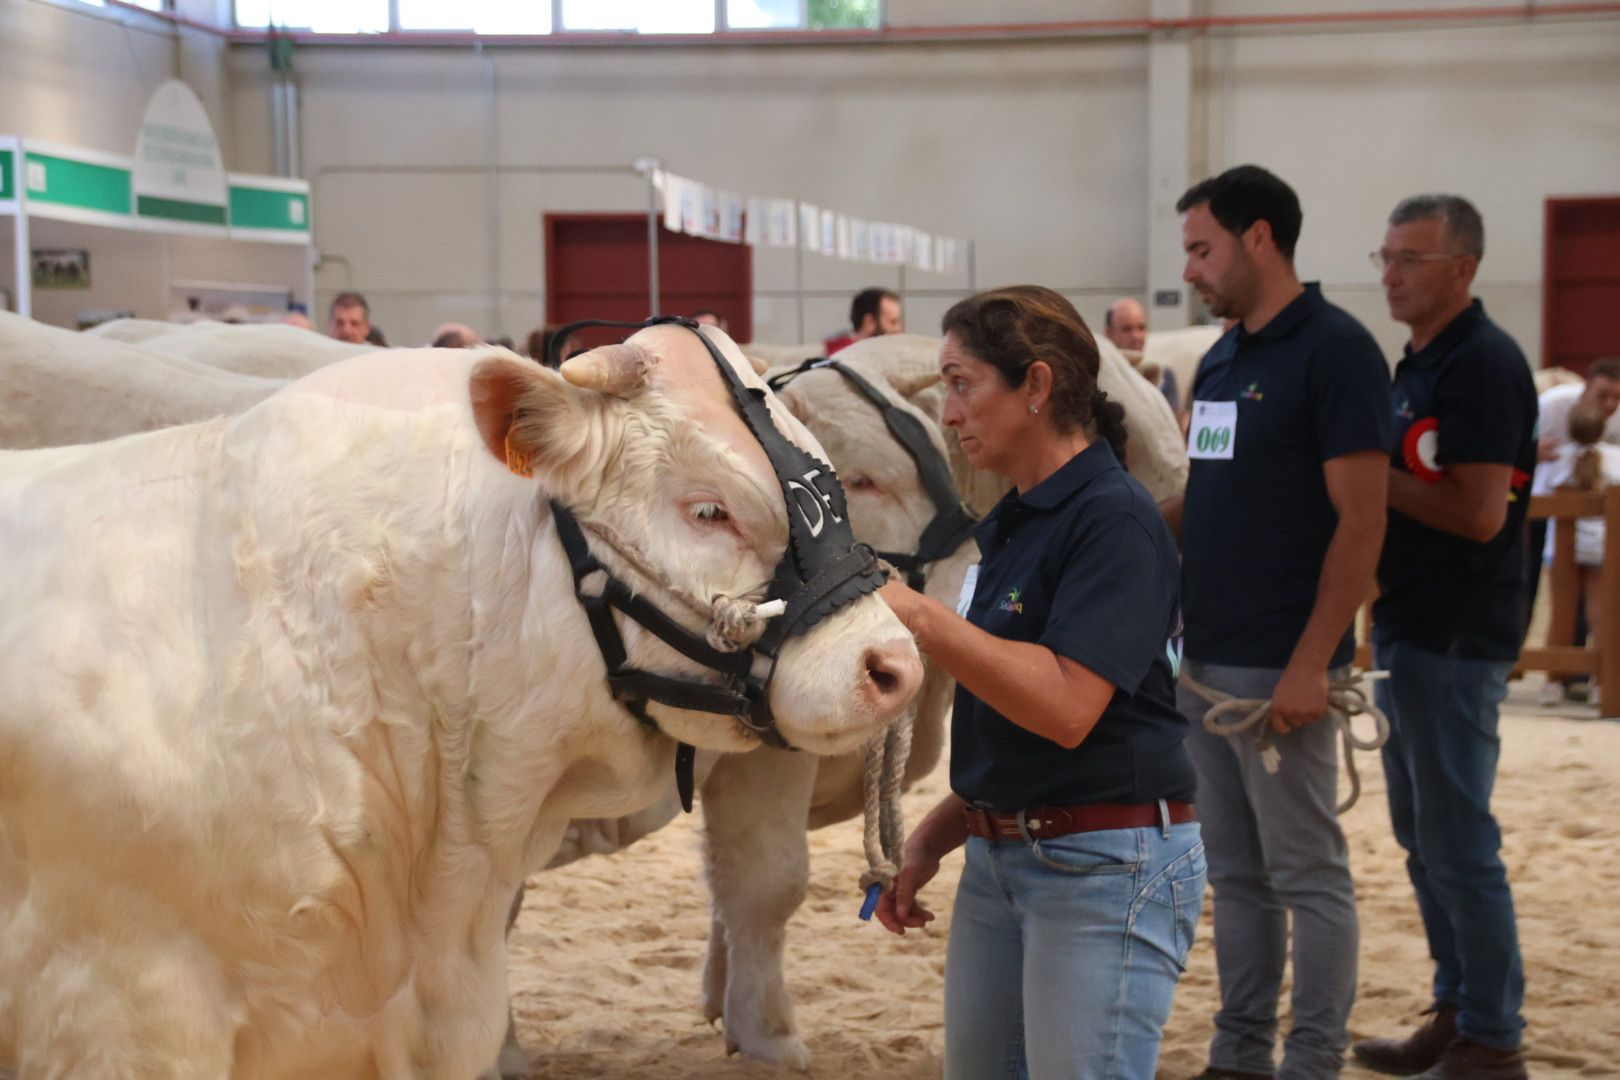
[
  {"x1": 1388, "y1": 194, "x2": 1485, "y2": 260},
  {"x1": 1176, "y1": 165, "x2": 1303, "y2": 260},
  {"x1": 1589, "y1": 357, "x2": 1620, "y2": 382},
  {"x1": 329, "y1": 291, "x2": 370, "y2": 316},
  {"x1": 850, "y1": 288, "x2": 898, "y2": 331}
]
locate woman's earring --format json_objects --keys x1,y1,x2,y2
[{"x1": 1029, "y1": 404, "x2": 1039, "y2": 414}]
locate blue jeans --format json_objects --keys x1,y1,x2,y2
[
  {"x1": 1373, "y1": 637, "x2": 1525, "y2": 1050},
  {"x1": 942, "y1": 817, "x2": 1206, "y2": 1080},
  {"x1": 1178, "y1": 661, "x2": 1359, "y2": 1079}
]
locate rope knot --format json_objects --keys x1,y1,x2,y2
[{"x1": 706, "y1": 595, "x2": 771, "y2": 652}]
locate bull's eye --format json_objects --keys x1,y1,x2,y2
[
  {"x1": 690, "y1": 501, "x2": 731, "y2": 523},
  {"x1": 846, "y1": 475, "x2": 877, "y2": 492}
]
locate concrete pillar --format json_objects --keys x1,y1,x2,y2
[{"x1": 1146, "y1": 0, "x2": 1194, "y2": 327}]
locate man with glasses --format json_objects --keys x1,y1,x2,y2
[
  {"x1": 1354, "y1": 195, "x2": 1534, "y2": 1080},
  {"x1": 1165, "y1": 165, "x2": 1392, "y2": 1080}
]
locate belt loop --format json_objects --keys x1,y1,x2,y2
[{"x1": 1158, "y1": 798, "x2": 1170, "y2": 838}]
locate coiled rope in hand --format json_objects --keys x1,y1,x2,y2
[
  {"x1": 859, "y1": 710, "x2": 914, "y2": 902},
  {"x1": 1178, "y1": 668, "x2": 1391, "y2": 814}
]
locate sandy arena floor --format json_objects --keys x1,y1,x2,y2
[{"x1": 507, "y1": 679, "x2": 1619, "y2": 1079}]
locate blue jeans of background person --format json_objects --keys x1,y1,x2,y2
[
  {"x1": 1177, "y1": 661, "x2": 1360, "y2": 1079},
  {"x1": 1373, "y1": 637, "x2": 1525, "y2": 1050},
  {"x1": 942, "y1": 817, "x2": 1205, "y2": 1080}
]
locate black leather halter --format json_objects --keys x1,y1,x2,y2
[
  {"x1": 767, "y1": 357, "x2": 977, "y2": 592},
  {"x1": 543, "y1": 317, "x2": 888, "y2": 810}
]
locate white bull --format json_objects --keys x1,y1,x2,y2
[
  {"x1": 0, "y1": 324, "x2": 921, "y2": 1078},
  {"x1": 0, "y1": 312, "x2": 287, "y2": 449},
  {"x1": 1138, "y1": 323, "x2": 1226, "y2": 413},
  {"x1": 537, "y1": 330, "x2": 1188, "y2": 1071},
  {"x1": 133, "y1": 321, "x2": 373, "y2": 380}
]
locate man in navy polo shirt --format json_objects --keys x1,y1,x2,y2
[
  {"x1": 1351, "y1": 196, "x2": 1535, "y2": 1080},
  {"x1": 1164, "y1": 166, "x2": 1392, "y2": 1080}
]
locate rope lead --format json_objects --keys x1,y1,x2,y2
[
  {"x1": 1179, "y1": 668, "x2": 1391, "y2": 814},
  {"x1": 857, "y1": 712, "x2": 913, "y2": 920}
]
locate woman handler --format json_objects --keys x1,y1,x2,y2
[{"x1": 875, "y1": 286, "x2": 1205, "y2": 1080}]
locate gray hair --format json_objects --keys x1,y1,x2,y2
[{"x1": 1389, "y1": 194, "x2": 1485, "y2": 259}]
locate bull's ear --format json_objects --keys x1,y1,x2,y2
[
  {"x1": 468, "y1": 354, "x2": 592, "y2": 481},
  {"x1": 884, "y1": 368, "x2": 945, "y2": 423},
  {"x1": 885, "y1": 369, "x2": 940, "y2": 401},
  {"x1": 773, "y1": 381, "x2": 810, "y2": 423}
]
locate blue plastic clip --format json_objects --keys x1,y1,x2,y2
[{"x1": 858, "y1": 882, "x2": 882, "y2": 921}]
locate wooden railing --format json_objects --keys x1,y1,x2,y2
[{"x1": 1354, "y1": 489, "x2": 1620, "y2": 719}]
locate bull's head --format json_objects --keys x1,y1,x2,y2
[{"x1": 466, "y1": 325, "x2": 922, "y2": 757}]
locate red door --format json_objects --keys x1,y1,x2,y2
[
  {"x1": 1543, "y1": 197, "x2": 1620, "y2": 375},
  {"x1": 544, "y1": 213, "x2": 752, "y2": 350}
]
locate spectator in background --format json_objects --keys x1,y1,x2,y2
[
  {"x1": 823, "y1": 287, "x2": 903, "y2": 355},
  {"x1": 430, "y1": 322, "x2": 480, "y2": 349},
  {"x1": 328, "y1": 292, "x2": 373, "y2": 345},
  {"x1": 1525, "y1": 356, "x2": 1620, "y2": 699},
  {"x1": 1541, "y1": 401, "x2": 1620, "y2": 676},
  {"x1": 1105, "y1": 296, "x2": 1180, "y2": 412},
  {"x1": 692, "y1": 309, "x2": 729, "y2": 334},
  {"x1": 365, "y1": 326, "x2": 388, "y2": 347},
  {"x1": 1103, "y1": 297, "x2": 1149, "y2": 352},
  {"x1": 526, "y1": 325, "x2": 584, "y2": 366}
]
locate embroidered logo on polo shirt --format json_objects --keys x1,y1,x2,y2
[
  {"x1": 1395, "y1": 397, "x2": 1416, "y2": 421},
  {"x1": 1240, "y1": 382, "x2": 1264, "y2": 402},
  {"x1": 999, "y1": 588, "x2": 1025, "y2": 614},
  {"x1": 1507, "y1": 467, "x2": 1532, "y2": 502},
  {"x1": 1402, "y1": 417, "x2": 1444, "y2": 483}
]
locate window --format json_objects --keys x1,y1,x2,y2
[
  {"x1": 235, "y1": 0, "x2": 878, "y2": 33},
  {"x1": 561, "y1": 0, "x2": 713, "y2": 33},
  {"x1": 398, "y1": 0, "x2": 551, "y2": 33},
  {"x1": 235, "y1": 0, "x2": 388, "y2": 32},
  {"x1": 728, "y1": 0, "x2": 879, "y2": 30}
]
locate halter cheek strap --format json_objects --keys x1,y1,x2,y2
[
  {"x1": 768, "y1": 357, "x2": 978, "y2": 592},
  {"x1": 542, "y1": 317, "x2": 887, "y2": 809}
]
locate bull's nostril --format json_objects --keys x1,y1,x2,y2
[{"x1": 867, "y1": 660, "x2": 901, "y2": 695}]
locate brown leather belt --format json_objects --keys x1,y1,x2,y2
[{"x1": 963, "y1": 800, "x2": 1196, "y2": 842}]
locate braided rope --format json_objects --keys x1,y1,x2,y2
[
  {"x1": 1178, "y1": 668, "x2": 1391, "y2": 814},
  {"x1": 858, "y1": 709, "x2": 914, "y2": 895}
]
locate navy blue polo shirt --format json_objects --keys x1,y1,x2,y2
[
  {"x1": 1182, "y1": 284, "x2": 1393, "y2": 669},
  {"x1": 950, "y1": 439, "x2": 1195, "y2": 810},
  {"x1": 1374, "y1": 300, "x2": 1537, "y2": 660}
]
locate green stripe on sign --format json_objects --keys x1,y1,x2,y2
[
  {"x1": 229, "y1": 185, "x2": 309, "y2": 231},
  {"x1": 0, "y1": 150, "x2": 13, "y2": 200},
  {"x1": 26, "y1": 153, "x2": 131, "y2": 214},
  {"x1": 137, "y1": 194, "x2": 227, "y2": 225}
]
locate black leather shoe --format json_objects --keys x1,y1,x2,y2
[
  {"x1": 1189, "y1": 1068, "x2": 1275, "y2": 1080},
  {"x1": 1353, "y1": 1004, "x2": 1459, "y2": 1075},
  {"x1": 1412, "y1": 1039, "x2": 1528, "y2": 1080}
]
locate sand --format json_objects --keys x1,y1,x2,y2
[{"x1": 507, "y1": 680, "x2": 1620, "y2": 1079}]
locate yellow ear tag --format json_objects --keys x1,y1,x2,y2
[{"x1": 504, "y1": 430, "x2": 534, "y2": 478}]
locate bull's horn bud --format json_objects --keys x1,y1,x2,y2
[{"x1": 560, "y1": 342, "x2": 655, "y2": 398}]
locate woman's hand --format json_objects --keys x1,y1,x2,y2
[
  {"x1": 873, "y1": 847, "x2": 941, "y2": 936},
  {"x1": 879, "y1": 579, "x2": 932, "y2": 643}
]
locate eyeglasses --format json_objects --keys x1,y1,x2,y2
[{"x1": 1368, "y1": 248, "x2": 1466, "y2": 272}]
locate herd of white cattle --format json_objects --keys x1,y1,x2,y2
[{"x1": 0, "y1": 311, "x2": 1192, "y2": 1078}]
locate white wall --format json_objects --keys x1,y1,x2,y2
[
  {"x1": 0, "y1": 0, "x2": 231, "y2": 151},
  {"x1": 8, "y1": 0, "x2": 1619, "y2": 362},
  {"x1": 1202, "y1": 14, "x2": 1620, "y2": 364},
  {"x1": 227, "y1": 36, "x2": 1149, "y2": 347}
]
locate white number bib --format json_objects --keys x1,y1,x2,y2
[
  {"x1": 955, "y1": 564, "x2": 980, "y2": 618},
  {"x1": 1188, "y1": 400, "x2": 1237, "y2": 460}
]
